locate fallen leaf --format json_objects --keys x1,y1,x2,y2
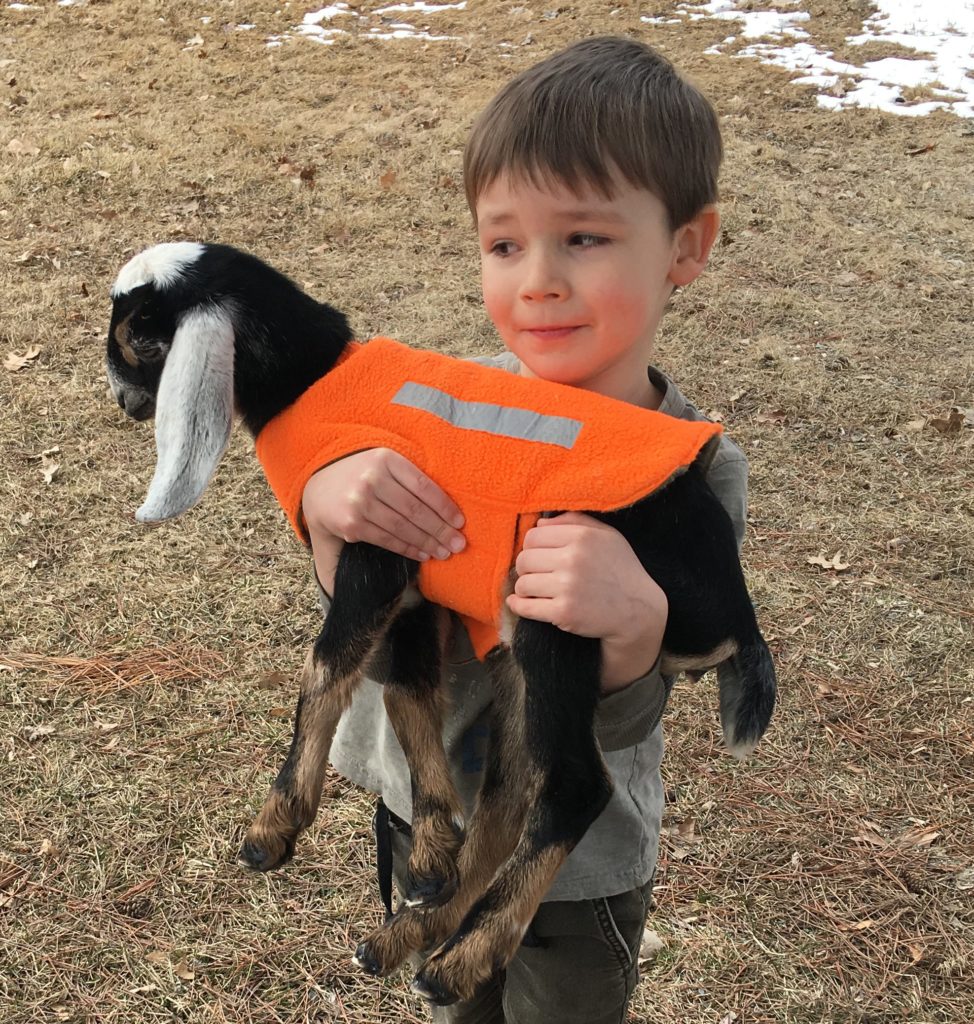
[
  {"x1": 25, "y1": 724, "x2": 55, "y2": 742},
  {"x1": 928, "y1": 407, "x2": 972, "y2": 434},
  {"x1": 638, "y1": 927, "x2": 666, "y2": 962},
  {"x1": 40, "y1": 454, "x2": 60, "y2": 484},
  {"x1": 174, "y1": 961, "x2": 195, "y2": 982},
  {"x1": 840, "y1": 918, "x2": 876, "y2": 932},
  {"x1": 907, "y1": 143, "x2": 935, "y2": 156},
  {"x1": 146, "y1": 950, "x2": 169, "y2": 966},
  {"x1": 3, "y1": 345, "x2": 41, "y2": 371},
  {"x1": 955, "y1": 868, "x2": 974, "y2": 891},
  {"x1": 807, "y1": 551, "x2": 850, "y2": 572},
  {"x1": 6, "y1": 137, "x2": 40, "y2": 157},
  {"x1": 755, "y1": 408, "x2": 788, "y2": 426},
  {"x1": 900, "y1": 826, "x2": 940, "y2": 848},
  {"x1": 784, "y1": 614, "x2": 814, "y2": 635},
  {"x1": 257, "y1": 671, "x2": 288, "y2": 690},
  {"x1": 379, "y1": 169, "x2": 397, "y2": 189},
  {"x1": 267, "y1": 706, "x2": 290, "y2": 718},
  {"x1": 92, "y1": 109, "x2": 116, "y2": 120}
]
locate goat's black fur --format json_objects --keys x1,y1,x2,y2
[{"x1": 107, "y1": 241, "x2": 776, "y2": 1004}]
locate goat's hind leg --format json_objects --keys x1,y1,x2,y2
[
  {"x1": 355, "y1": 647, "x2": 530, "y2": 979},
  {"x1": 413, "y1": 624, "x2": 611, "y2": 1006},
  {"x1": 239, "y1": 543, "x2": 414, "y2": 872},
  {"x1": 612, "y1": 467, "x2": 776, "y2": 757},
  {"x1": 381, "y1": 600, "x2": 465, "y2": 909}
]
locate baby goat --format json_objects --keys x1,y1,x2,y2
[{"x1": 107, "y1": 241, "x2": 776, "y2": 1005}]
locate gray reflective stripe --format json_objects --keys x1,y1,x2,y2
[{"x1": 391, "y1": 381, "x2": 583, "y2": 449}]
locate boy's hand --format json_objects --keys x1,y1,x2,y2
[
  {"x1": 506, "y1": 513, "x2": 668, "y2": 694},
  {"x1": 302, "y1": 449, "x2": 465, "y2": 593}
]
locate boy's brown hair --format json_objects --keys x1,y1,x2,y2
[{"x1": 463, "y1": 36, "x2": 722, "y2": 232}]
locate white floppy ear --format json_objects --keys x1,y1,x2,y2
[{"x1": 136, "y1": 304, "x2": 235, "y2": 523}]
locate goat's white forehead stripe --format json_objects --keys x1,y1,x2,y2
[
  {"x1": 111, "y1": 241, "x2": 206, "y2": 297},
  {"x1": 391, "y1": 381, "x2": 583, "y2": 449}
]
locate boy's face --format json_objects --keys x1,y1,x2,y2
[{"x1": 476, "y1": 172, "x2": 705, "y2": 405}]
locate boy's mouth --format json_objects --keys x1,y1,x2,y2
[{"x1": 525, "y1": 325, "x2": 580, "y2": 341}]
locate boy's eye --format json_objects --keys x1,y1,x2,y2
[
  {"x1": 570, "y1": 232, "x2": 607, "y2": 248},
  {"x1": 489, "y1": 240, "x2": 518, "y2": 257}
]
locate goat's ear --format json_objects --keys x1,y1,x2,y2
[{"x1": 136, "y1": 304, "x2": 235, "y2": 523}]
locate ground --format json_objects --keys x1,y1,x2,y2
[{"x1": 0, "y1": 1, "x2": 972, "y2": 1022}]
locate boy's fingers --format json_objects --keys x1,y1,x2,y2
[
  {"x1": 512, "y1": 571, "x2": 560, "y2": 598},
  {"x1": 364, "y1": 526, "x2": 430, "y2": 563},
  {"x1": 386, "y1": 453, "x2": 465, "y2": 530},
  {"x1": 376, "y1": 473, "x2": 464, "y2": 554},
  {"x1": 366, "y1": 499, "x2": 453, "y2": 560},
  {"x1": 514, "y1": 548, "x2": 562, "y2": 576},
  {"x1": 506, "y1": 593, "x2": 558, "y2": 624}
]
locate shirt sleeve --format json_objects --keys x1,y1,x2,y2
[{"x1": 592, "y1": 434, "x2": 749, "y2": 749}]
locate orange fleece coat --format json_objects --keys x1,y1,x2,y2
[{"x1": 256, "y1": 338, "x2": 723, "y2": 659}]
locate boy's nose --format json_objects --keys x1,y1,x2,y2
[{"x1": 519, "y1": 251, "x2": 568, "y2": 302}]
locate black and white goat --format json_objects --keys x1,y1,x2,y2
[{"x1": 107, "y1": 241, "x2": 776, "y2": 1005}]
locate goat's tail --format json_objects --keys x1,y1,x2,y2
[{"x1": 717, "y1": 635, "x2": 777, "y2": 759}]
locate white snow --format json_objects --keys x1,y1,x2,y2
[{"x1": 644, "y1": 0, "x2": 974, "y2": 117}]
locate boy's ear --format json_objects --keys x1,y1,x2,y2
[{"x1": 669, "y1": 205, "x2": 721, "y2": 289}]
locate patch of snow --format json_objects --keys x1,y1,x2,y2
[{"x1": 643, "y1": 0, "x2": 974, "y2": 118}]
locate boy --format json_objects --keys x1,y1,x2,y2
[{"x1": 302, "y1": 36, "x2": 747, "y2": 1024}]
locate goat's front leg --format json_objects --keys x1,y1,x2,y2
[
  {"x1": 354, "y1": 647, "x2": 531, "y2": 977},
  {"x1": 412, "y1": 621, "x2": 611, "y2": 1006},
  {"x1": 239, "y1": 543, "x2": 415, "y2": 872},
  {"x1": 381, "y1": 600, "x2": 465, "y2": 908}
]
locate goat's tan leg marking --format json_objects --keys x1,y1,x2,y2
[
  {"x1": 412, "y1": 839, "x2": 568, "y2": 1005},
  {"x1": 660, "y1": 636, "x2": 738, "y2": 674},
  {"x1": 413, "y1": 623, "x2": 611, "y2": 1006},
  {"x1": 384, "y1": 684, "x2": 464, "y2": 908},
  {"x1": 239, "y1": 647, "x2": 359, "y2": 871},
  {"x1": 354, "y1": 650, "x2": 530, "y2": 976},
  {"x1": 240, "y1": 560, "x2": 410, "y2": 872}
]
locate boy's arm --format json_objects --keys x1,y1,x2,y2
[{"x1": 593, "y1": 443, "x2": 749, "y2": 751}]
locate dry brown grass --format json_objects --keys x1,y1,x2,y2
[{"x1": 1, "y1": 1, "x2": 972, "y2": 1022}]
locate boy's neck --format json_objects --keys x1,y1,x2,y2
[{"x1": 518, "y1": 360, "x2": 664, "y2": 411}]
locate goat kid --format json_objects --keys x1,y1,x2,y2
[{"x1": 107, "y1": 241, "x2": 776, "y2": 1005}]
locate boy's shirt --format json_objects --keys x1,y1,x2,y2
[{"x1": 327, "y1": 353, "x2": 748, "y2": 902}]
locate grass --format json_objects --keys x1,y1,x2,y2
[{"x1": 1, "y1": 1, "x2": 973, "y2": 1022}]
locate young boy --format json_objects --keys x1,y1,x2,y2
[{"x1": 302, "y1": 36, "x2": 747, "y2": 1024}]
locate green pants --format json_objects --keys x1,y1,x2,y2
[{"x1": 386, "y1": 812, "x2": 653, "y2": 1024}]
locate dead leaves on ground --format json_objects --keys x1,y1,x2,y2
[
  {"x1": 896, "y1": 407, "x2": 974, "y2": 437},
  {"x1": 6, "y1": 136, "x2": 40, "y2": 157},
  {"x1": 3, "y1": 344, "x2": 41, "y2": 371},
  {"x1": 276, "y1": 154, "x2": 316, "y2": 187},
  {"x1": 808, "y1": 551, "x2": 851, "y2": 572}
]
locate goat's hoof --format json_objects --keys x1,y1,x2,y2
[
  {"x1": 352, "y1": 943, "x2": 383, "y2": 976},
  {"x1": 237, "y1": 834, "x2": 294, "y2": 872},
  {"x1": 410, "y1": 969, "x2": 459, "y2": 1007},
  {"x1": 403, "y1": 869, "x2": 458, "y2": 910}
]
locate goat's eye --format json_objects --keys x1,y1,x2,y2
[{"x1": 135, "y1": 306, "x2": 155, "y2": 322}]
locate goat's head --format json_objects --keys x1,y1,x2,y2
[{"x1": 108, "y1": 242, "x2": 235, "y2": 524}]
